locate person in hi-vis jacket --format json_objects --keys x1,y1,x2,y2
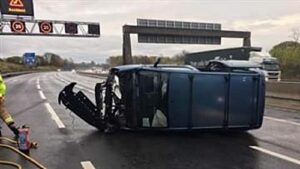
[{"x1": 0, "y1": 74, "x2": 18, "y2": 137}]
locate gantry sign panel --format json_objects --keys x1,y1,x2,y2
[
  {"x1": 65, "y1": 23, "x2": 78, "y2": 34},
  {"x1": 38, "y1": 21, "x2": 53, "y2": 34},
  {"x1": 136, "y1": 19, "x2": 222, "y2": 45},
  {"x1": 138, "y1": 35, "x2": 221, "y2": 44},
  {"x1": 10, "y1": 19, "x2": 25, "y2": 32},
  {"x1": 137, "y1": 19, "x2": 221, "y2": 30},
  {"x1": 0, "y1": 0, "x2": 34, "y2": 16},
  {"x1": 0, "y1": 18, "x2": 101, "y2": 37}
]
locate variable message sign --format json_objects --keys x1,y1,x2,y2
[
  {"x1": 65, "y1": 23, "x2": 78, "y2": 34},
  {"x1": 0, "y1": 0, "x2": 34, "y2": 16},
  {"x1": 137, "y1": 19, "x2": 221, "y2": 30},
  {"x1": 0, "y1": 18, "x2": 101, "y2": 37},
  {"x1": 39, "y1": 21, "x2": 53, "y2": 34},
  {"x1": 136, "y1": 19, "x2": 222, "y2": 44},
  {"x1": 10, "y1": 20, "x2": 26, "y2": 33},
  {"x1": 88, "y1": 24, "x2": 100, "y2": 35}
]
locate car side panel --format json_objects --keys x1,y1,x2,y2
[{"x1": 192, "y1": 74, "x2": 226, "y2": 128}]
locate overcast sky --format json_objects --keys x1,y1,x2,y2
[{"x1": 0, "y1": 0, "x2": 299, "y2": 63}]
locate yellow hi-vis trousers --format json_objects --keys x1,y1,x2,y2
[{"x1": 0, "y1": 97, "x2": 14, "y2": 125}]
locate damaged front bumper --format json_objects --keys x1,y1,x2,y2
[{"x1": 58, "y1": 82, "x2": 106, "y2": 130}]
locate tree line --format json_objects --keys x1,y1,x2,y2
[
  {"x1": 0, "y1": 53, "x2": 106, "y2": 71},
  {"x1": 0, "y1": 53, "x2": 73, "y2": 68},
  {"x1": 106, "y1": 51, "x2": 186, "y2": 68},
  {"x1": 270, "y1": 41, "x2": 300, "y2": 79}
]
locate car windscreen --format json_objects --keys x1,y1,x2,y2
[{"x1": 262, "y1": 63, "x2": 280, "y2": 71}]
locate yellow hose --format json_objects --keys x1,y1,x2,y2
[
  {"x1": 0, "y1": 137, "x2": 47, "y2": 169},
  {"x1": 0, "y1": 160, "x2": 22, "y2": 169},
  {"x1": 0, "y1": 136, "x2": 17, "y2": 144}
]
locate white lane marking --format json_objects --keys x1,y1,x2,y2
[
  {"x1": 37, "y1": 78, "x2": 65, "y2": 129},
  {"x1": 250, "y1": 146, "x2": 300, "y2": 166},
  {"x1": 81, "y1": 161, "x2": 96, "y2": 169},
  {"x1": 44, "y1": 102, "x2": 65, "y2": 129},
  {"x1": 37, "y1": 78, "x2": 41, "y2": 90},
  {"x1": 39, "y1": 90, "x2": 46, "y2": 100},
  {"x1": 264, "y1": 116, "x2": 300, "y2": 126}
]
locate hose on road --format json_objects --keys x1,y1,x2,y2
[
  {"x1": 0, "y1": 137, "x2": 47, "y2": 169},
  {"x1": 0, "y1": 160, "x2": 22, "y2": 169}
]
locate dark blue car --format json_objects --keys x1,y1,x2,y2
[{"x1": 58, "y1": 61, "x2": 265, "y2": 133}]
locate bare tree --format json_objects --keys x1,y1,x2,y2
[{"x1": 290, "y1": 27, "x2": 300, "y2": 42}]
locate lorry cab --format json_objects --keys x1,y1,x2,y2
[
  {"x1": 249, "y1": 51, "x2": 281, "y2": 81},
  {"x1": 59, "y1": 63, "x2": 265, "y2": 133},
  {"x1": 205, "y1": 60, "x2": 262, "y2": 72}
]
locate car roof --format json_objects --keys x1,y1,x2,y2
[{"x1": 209, "y1": 60, "x2": 262, "y2": 68}]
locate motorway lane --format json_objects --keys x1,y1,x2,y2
[
  {"x1": 0, "y1": 72, "x2": 300, "y2": 169},
  {"x1": 1, "y1": 73, "x2": 95, "y2": 169}
]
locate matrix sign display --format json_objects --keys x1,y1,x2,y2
[
  {"x1": 0, "y1": 0, "x2": 34, "y2": 16},
  {"x1": 138, "y1": 34, "x2": 221, "y2": 45},
  {"x1": 136, "y1": 19, "x2": 222, "y2": 45},
  {"x1": 88, "y1": 24, "x2": 100, "y2": 35},
  {"x1": 65, "y1": 23, "x2": 78, "y2": 34},
  {"x1": 10, "y1": 20, "x2": 26, "y2": 33},
  {"x1": 137, "y1": 19, "x2": 221, "y2": 30},
  {"x1": 39, "y1": 21, "x2": 53, "y2": 34}
]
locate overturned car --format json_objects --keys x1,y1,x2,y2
[{"x1": 58, "y1": 60, "x2": 265, "y2": 132}]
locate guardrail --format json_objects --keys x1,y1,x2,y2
[
  {"x1": 2, "y1": 71, "x2": 35, "y2": 78},
  {"x1": 266, "y1": 81, "x2": 300, "y2": 101},
  {"x1": 77, "y1": 71, "x2": 300, "y2": 101},
  {"x1": 76, "y1": 71, "x2": 108, "y2": 78}
]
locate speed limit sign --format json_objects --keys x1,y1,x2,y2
[
  {"x1": 39, "y1": 21, "x2": 53, "y2": 34},
  {"x1": 10, "y1": 20, "x2": 26, "y2": 33}
]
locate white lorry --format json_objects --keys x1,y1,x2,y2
[
  {"x1": 249, "y1": 51, "x2": 281, "y2": 81},
  {"x1": 185, "y1": 47, "x2": 281, "y2": 81}
]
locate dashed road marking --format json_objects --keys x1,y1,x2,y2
[
  {"x1": 81, "y1": 161, "x2": 96, "y2": 169},
  {"x1": 39, "y1": 90, "x2": 46, "y2": 100},
  {"x1": 264, "y1": 116, "x2": 300, "y2": 126},
  {"x1": 44, "y1": 102, "x2": 65, "y2": 129},
  {"x1": 37, "y1": 78, "x2": 41, "y2": 90},
  {"x1": 37, "y1": 78, "x2": 65, "y2": 128},
  {"x1": 250, "y1": 146, "x2": 300, "y2": 166}
]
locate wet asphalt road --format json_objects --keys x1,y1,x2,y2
[{"x1": 0, "y1": 72, "x2": 300, "y2": 169}]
